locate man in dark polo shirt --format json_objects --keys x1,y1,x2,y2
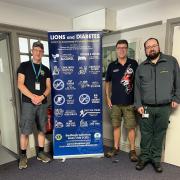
[
  {"x1": 17, "y1": 41, "x2": 51, "y2": 169},
  {"x1": 134, "y1": 38, "x2": 180, "y2": 172},
  {"x1": 105, "y1": 40, "x2": 138, "y2": 162}
]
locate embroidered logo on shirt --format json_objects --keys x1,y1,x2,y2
[
  {"x1": 40, "y1": 70, "x2": 45, "y2": 76},
  {"x1": 160, "y1": 70, "x2": 168, "y2": 73},
  {"x1": 120, "y1": 64, "x2": 133, "y2": 94},
  {"x1": 113, "y1": 69, "x2": 119, "y2": 72}
]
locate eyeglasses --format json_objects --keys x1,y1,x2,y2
[
  {"x1": 33, "y1": 49, "x2": 44, "y2": 53},
  {"x1": 116, "y1": 47, "x2": 128, "y2": 50},
  {"x1": 145, "y1": 44, "x2": 159, "y2": 50}
]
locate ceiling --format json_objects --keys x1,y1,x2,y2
[{"x1": 0, "y1": 0, "x2": 154, "y2": 18}]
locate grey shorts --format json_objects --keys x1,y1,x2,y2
[{"x1": 20, "y1": 102, "x2": 48, "y2": 135}]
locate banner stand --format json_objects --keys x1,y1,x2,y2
[{"x1": 48, "y1": 31, "x2": 104, "y2": 159}]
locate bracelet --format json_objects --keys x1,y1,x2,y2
[{"x1": 43, "y1": 94, "x2": 46, "y2": 98}]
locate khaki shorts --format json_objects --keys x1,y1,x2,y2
[{"x1": 110, "y1": 105, "x2": 137, "y2": 128}]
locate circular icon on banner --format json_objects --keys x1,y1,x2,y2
[
  {"x1": 53, "y1": 79, "x2": 64, "y2": 90},
  {"x1": 79, "y1": 94, "x2": 90, "y2": 105},
  {"x1": 54, "y1": 95, "x2": 65, "y2": 105},
  {"x1": 55, "y1": 134, "x2": 62, "y2": 141},
  {"x1": 55, "y1": 121, "x2": 64, "y2": 128},
  {"x1": 94, "y1": 132, "x2": 101, "y2": 139},
  {"x1": 54, "y1": 108, "x2": 64, "y2": 117}
]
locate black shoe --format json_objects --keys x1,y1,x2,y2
[
  {"x1": 152, "y1": 162, "x2": 163, "y2": 173},
  {"x1": 136, "y1": 160, "x2": 148, "y2": 170}
]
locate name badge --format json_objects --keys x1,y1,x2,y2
[
  {"x1": 142, "y1": 113, "x2": 149, "y2": 118},
  {"x1": 35, "y1": 82, "x2": 40, "y2": 90},
  {"x1": 113, "y1": 69, "x2": 119, "y2": 72}
]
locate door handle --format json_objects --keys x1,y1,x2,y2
[
  {"x1": 9, "y1": 97, "x2": 15, "y2": 104},
  {"x1": 9, "y1": 98, "x2": 13, "y2": 102}
]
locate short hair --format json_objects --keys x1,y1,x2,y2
[
  {"x1": 116, "y1": 39, "x2": 128, "y2": 48},
  {"x1": 144, "y1": 38, "x2": 159, "y2": 48},
  {"x1": 32, "y1": 41, "x2": 44, "y2": 50}
]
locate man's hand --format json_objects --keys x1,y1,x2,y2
[
  {"x1": 31, "y1": 94, "x2": 38, "y2": 104},
  {"x1": 31, "y1": 95, "x2": 44, "y2": 105},
  {"x1": 137, "y1": 106, "x2": 144, "y2": 115},
  {"x1": 171, "y1": 101, "x2": 179, "y2": 108},
  {"x1": 106, "y1": 97, "x2": 112, "y2": 109}
]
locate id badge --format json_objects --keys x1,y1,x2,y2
[
  {"x1": 142, "y1": 106, "x2": 149, "y2": 118},
  {"x1": 35, "y1": 82, "x2": 40, "y2": 90},
  {"x1": 142, "y1": 113, "x2": 149, "y2": 118}
]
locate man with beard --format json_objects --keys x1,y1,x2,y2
[{"x1": 134, "y1": 38, "x2": 180, "y2": 172}]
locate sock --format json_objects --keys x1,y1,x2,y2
[
  {"x1": 21, "y1": 149, "x2": 26, "y2": 155},
  {"x1": 38, "y1": 146, "x2": 44, "y2": 153}
]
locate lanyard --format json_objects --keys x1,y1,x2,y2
[{"x1": 31, "y1": 61, "x2": 42, "y2": 82}]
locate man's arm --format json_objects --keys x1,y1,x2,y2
[
  {"x1": 105, "y1": 81, "x2": 112, "y2": 109},
  {"x1": 134, "y1": 67, "x2": 144, "y2": 114},
  {"x1": 17, "y1": 73, "x2": 36, "y2": 101},
  {"x1": 43, "y1": 78, "x2": 51, "y2": 98},
  {"x1": 33, "y1": 78, "x2": 51, "y2": 105}
]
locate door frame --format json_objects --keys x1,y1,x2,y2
[
  {"x1": 165, "y1": 17, "x2": 180, "y2": 55},
  {"x1": 0, "y1": 32, "x2": 20, "y2": 155}
]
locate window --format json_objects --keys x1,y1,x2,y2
[{"x1": 18, "y1": 37, "x2": 50, "y2": 68}]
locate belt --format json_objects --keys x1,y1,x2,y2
[{"x1": 143, "y1": 103, "x2": 171, "y2": 107}]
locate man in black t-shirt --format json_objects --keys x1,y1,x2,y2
[
  {"x1": 105, "y1": 40, "x2": 138, "y2": 162},
  {"x1": 17, "y1": 41, "x2": 51, "y2": 169}
]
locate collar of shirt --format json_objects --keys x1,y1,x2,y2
[{"x1": 115, "y1": 58, "x2": 129, "y2": 66}]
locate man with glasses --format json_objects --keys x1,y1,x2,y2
[
  {"x1": 134, "y1": 38, "x2": 180, "y2": 172},
  {"x1": 17, "y1": 41, "x2": 51, "y2": 169},
  {"x1": 105, "y1": 40, "x2": 138, "y2": 162}
]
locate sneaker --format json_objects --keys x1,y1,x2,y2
[
  {"x1": 105, "y1": 147, "x2": 119, "y2": 158},
  {"x1": 129, "y1": 150, "x2": 138, "y2": 162},
  {"x1": 19, "y1": 154, "x2": 28, "y2": 170},
  {"x1": 37, "y1": 152, "x2": 51, "y2": 163}
]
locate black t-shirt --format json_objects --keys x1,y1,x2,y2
[
  {"x1": 17, "y1": 60, "x2": 50, "y2": 104},
  {"x1": 105, "y1": 58, "x2": 138, "y2": 105}
]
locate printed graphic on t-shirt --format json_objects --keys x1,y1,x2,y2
[{"x1": 120, "y1": 64, "x2": 134, "y2": 94}]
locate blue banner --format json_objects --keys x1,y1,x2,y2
[{"x1": 48, "y1": 31, "x2": 104, "y2": 159}]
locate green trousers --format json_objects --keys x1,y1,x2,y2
[{"x1": 139, "y1": 105, "x2": 171, "y2": 163}]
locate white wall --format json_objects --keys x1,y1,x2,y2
[
  {"x1": 0, "y1": 1, "x2": 72, "y2": 31},
  {"x1": 73, "y1": 8, "x2": 116, "y2": 31},
  {"x1": 73, "y1": 9, "x2": 106, "y2": 30},
  {"x1": 116, "y1": 0, "x2": 180, "y2": 30}
]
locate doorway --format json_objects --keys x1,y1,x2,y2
[
  {"x1": 0, "y1": 33, "x2": 18, "y2": 165},
  {"x1": 164, "y1": 18, "x2": 180, "y2": 167}
]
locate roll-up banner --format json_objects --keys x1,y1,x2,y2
[{"x1": 48, "y1": 31, "x2": 104, "y2": 159}]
